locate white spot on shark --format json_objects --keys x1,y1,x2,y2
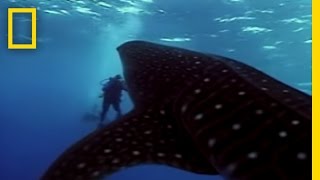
[
  {"x1": 144, "y1": 130, "x2": 152, "y2": 135},
  {"x1": 292, "y1": 120, "x2": 300, "y2": 125},
  {"x1": 132, "y1": 151, "x2": 140, "y2": 156},
  {"x1": 248, "y1": 152, "x2": 258, "y2": 159},
  {"x1": 270, "y1": 103, "x2": 278, "y2": 107},
  {"x1": 104, "y1": 149, "x2": 112, "y2": 153},
  {"x1": 181, "y1": 104, "x2": 188, "y2": 113},
  {"x1": 194, "y1": 89, "x2": 201, "y2": 94},
  {"x1": 279, "y1": 131, "x2": 287, "y2": 137},
  {"x1": 157, "y1": 153, "x2": 165, "y2": 157},
  {"x1": 215, "y1": 104, "x2": 223, "y2": 110},
  {"x1": 208, "y1": 138, "x2": 216, "y2": 147},
  {"x1": 115, "y1": 138, "x2": 123, "y2": 142},
  {"x1": 160, "y1": 110, "x2": 166, "y2": 115},
  {"x1": 283, "y1": 90, "x2": 290, "y2": 93},
  {"x1": 77, "y1": 163, "x2": 86, "y2": 169},
  {"x1": 91, "y1": 171, "x2": 100, "y2": 177},
  {"x1": 145, "y1": 142, "x2": 153, "y2": 147},
  {"x1": 297, "y1": 152, "x2": 307, "y2": 160},
  {"x1": 232, "y1": 124, "x2": 241, "y2": 130},
  {"x1": 204, "y1": 78, "x2": 211, "y2": 82},
  {"x1": 231, "y1": 79, "x2": 237, "y2": 83},
  {"x1": 238, "y1": 91, "x2": 246, "y2": 96},
  {"x1": 194, "y1": 113, "x2": 204, "y2": 120},
  {"x1": 256, "y1": 109, "x2": 264, "y2": 115},
  {"x1": 112, "y1": 158, "x2": 120, "y2": 164},
  {"x1": 226, "y1": 163, "x2": 236, "y2": 173}
]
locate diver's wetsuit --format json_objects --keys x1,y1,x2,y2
[{"x1": 100, "y1": 77, "x2": 127, "y2": 122}]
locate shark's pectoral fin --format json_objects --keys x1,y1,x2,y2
[{"x1": 42, "y1": 109, "x2": 218, "y2": 179}]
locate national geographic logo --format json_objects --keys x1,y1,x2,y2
[{"x1": 8, "y1": 8, "x2": 37, "y2": 50}]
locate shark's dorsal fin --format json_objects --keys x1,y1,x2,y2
[{"x1": 117, "y1": 41, "x2": 209, "y2": 110}]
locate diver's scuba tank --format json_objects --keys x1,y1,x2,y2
[
  {"x1": 100, "y1": 77, "x2": 116, "y2": 91},
  {"x1": 99, "y1": 78, "x2": 112, "y2": 86}
]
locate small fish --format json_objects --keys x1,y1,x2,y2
[{"x1": 42, "y1": 41, "x2": 311, "y2": 180}]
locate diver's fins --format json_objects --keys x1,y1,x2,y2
[{"x1": 82, "y1": 113, "x2": 100, "y2": 123}]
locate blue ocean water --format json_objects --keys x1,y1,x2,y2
[{"x1": 0, "y1": 0, "x2": 311, "y2": 180}]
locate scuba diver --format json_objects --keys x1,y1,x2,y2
[{"x1": 99, "y1": 74, "x2": 127, "y2": 126}]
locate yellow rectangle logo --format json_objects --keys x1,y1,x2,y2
[{"x1": 8, "y1": 8, "x2": 37, "y2": 49}]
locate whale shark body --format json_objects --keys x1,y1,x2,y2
[{"x1": 42, "y1": 41, "x2": 311, "y2": 180}]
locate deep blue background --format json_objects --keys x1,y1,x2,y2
[{"x1": 0, "y1": 0, "x2": 311, "y2": 179}]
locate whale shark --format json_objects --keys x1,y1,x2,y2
[{"x1": 42, "y1": 41, "x2": 311, "y2": 180}]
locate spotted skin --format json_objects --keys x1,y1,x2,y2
[
  {"x1": 42, "y1": 109, "x2": 218, "y2": 180},
  {"x1": 42, "y1": 41, "x2": 311, "y2": 180}
]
